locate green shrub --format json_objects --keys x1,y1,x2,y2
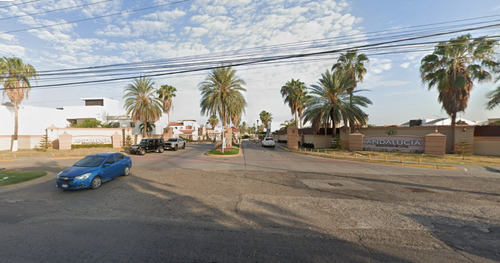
[
  {"x1": 331, "y1": 134, "x2": 343, "y2": 149},
  {"x1": 38, "y1": 134, "x2": 52, "y2": 152},
  {"x1": 208, "y1": 144, "x2": 239, "y2": 155},
  {"x1": 124, "y1": 135, "x2": 133, "y2": 147},
  {"x1": 303, "y1": 142, "x2": 314, "y2": 149},
  {"x1": 71, "y1": 144, "x2": 113, "y2": 149},
  {"x1": 385, "y1": 127, "x2": 398, "y2": 135}
]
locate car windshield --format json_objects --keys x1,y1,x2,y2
[
  {"x1": 168, "y1": 138, "x2": 177, "y2": 142},
  {"x1": 139, "y1": 139, "x2": 149, "y2": 144},
  {"x1": 74, "y1": 156, "x2": 106, "y2": 167},
  {"x1": 265, "y1": 138, "x2": 274, "y2": 141}
]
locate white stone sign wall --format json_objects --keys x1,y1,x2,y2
[{"x1": 363, "y1": 136, "x2": 425, "y2": 153}]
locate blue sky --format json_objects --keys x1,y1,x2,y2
[{"x1": 1, "y1": 0, "x2": 500, "y2": 130}]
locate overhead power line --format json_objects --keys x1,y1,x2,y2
[
  {"x1": 3, "y1": 25, "x2": 498, "y2": 91},
  {"x1": 0, "y1": 0, "x2": 41, "y2": 9},
  {"x1": 0, "y1": 0, "x2": 112, "y2": 22},
  {"x1": 0, "y1": 0, "x2": 190, "y2": 35},
  {"x1": 1, "y1": 12, "x2": 499, "y2": 92}
]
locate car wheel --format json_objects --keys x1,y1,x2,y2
[
  {"x1": 174, "y1": 145, "x2": 178, "y2": 151},
  {"x1": 123, "y1": 166, "x2": 130, "y2": 176},
  {"x1": 158, "y1": 146, "x2": 164, "y2": 153},
  {"x1": 90, "y1": 176, "x2": 102, "y2": 189},
  {"x1": 139, "y1": 148, "x2": 146, "y2": 155},
  {"x1": 182, "y1": 143, "x2": 185, "y2": 149}
]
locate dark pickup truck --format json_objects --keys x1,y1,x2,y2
[{"x1": 164, "y1": 138, "x2": 186, "y2": 151}]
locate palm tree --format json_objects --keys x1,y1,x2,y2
[
  {"x1": 227, "y1": 92, "x2": 246, "y2": 127},
  {"x1": 199, "y1": 66, "x2": 246, "y2": 152},
  {"x1": 139, "y1": 122, "x2": 156, "y2": 135},
  {"x1": 280, "y1": 119, "x2": 297, "y2": 130},
  {"x1": 207, "y1": 114, "x2": 219, "y2": 129},
  {"x1": 123, "y1": 76, "x2": 163, "y2": 138},
  {"x1": 486, "y1": 73, "x2": 500, "y2": 110},
  {"x1": 156, "y1": 84, "x2": 177, "y2": 126},
  {"x1": 259, "y1": 110, "x2": 273, "y2": 133},
  {"x1": 0, "y1": 57, "x2": 38, "y2": 152},
  {"x1": 303, "y1": 70, "x2": 371, "y2": 139},
  {"x1": 238, "y1": 121, "x2": 248, "y2": 135},
  {"x1": 331, "y1": 50, "x2": 369, "y2": 132},
  {"x1": 486, "y1": 86, "x2": 500, "y2": 110},
  {"x1": 280, "y1": 78, "x2": 308, "y2": 128},
  {"x1": 420, "y1": 34, "x2": 498, "y2": 126}
]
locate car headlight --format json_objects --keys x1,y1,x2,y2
[
  {"x1": 56, "y1": 171, "x2": 63, "y2": 178},
  {"x1": 75, "y1": 173, "x2": 91, "y2": 180}
]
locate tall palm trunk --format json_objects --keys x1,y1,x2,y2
[
  {"x1": 298, "y1": 111, "x2": 303, "y2": 129},
  {"x1": 12, "y1": 102, "x2": 19, "y2": 151},
  {"x1": 143, "y1": 118, "x2": 148, "y2": 138},
  {"x1": 348, "y1": 70, "x2": 356, "y2": 133},
  {"x1": 221, "y1": 102, "x2": 226, "y2": 153},
  {"x1": 451, "y1": 112, "x2": 457, "y2": 153},
  {"x1": 294, "y1": 111, "x2": 299, "y2": 128}
]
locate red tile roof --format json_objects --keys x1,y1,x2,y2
[
  {"x1": 169, "y1": 122, "x2": 183, "y2": 126},
  {"x1": 180, "y1": 129, "x2": 196, "y2": 134}
]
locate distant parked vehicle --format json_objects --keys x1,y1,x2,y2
[
  {"x1": 56, "y1": 153, "x2": 132, "y2": 190},
  {"x1": 164, "y1": 137, "x2": 186, "y2": 151},
  {"x1": 261, "y1": 137, "x2": 276, "y2": 148},
  {"x1": 130, "y1": 138, "x2": 165, "y2": 155}
]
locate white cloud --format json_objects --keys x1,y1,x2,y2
[
  {"x1": 400, "y1": 62, "x2": 410, "y2": 69},
  {"x1": 370, "y1": 58, "x2": 392, "y2": 74}
]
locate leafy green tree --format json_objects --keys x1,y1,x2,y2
[
  {"x1": 332, "y1": 50, "x2": 369, "y2": 132},
  {"x1": 157, "y1": 84, "x2": 177, "y2": 125},
  {"x1": 303, "y1": 69, "x2": 371, "y2": 139},
  {"x1": 38, "y1": 134, "x2": 51, "y2": 152},
  {"x1": 0, "y1": 57, "x2": 38, "y2": 151},
  {"x1": 281, "y1": 79, "x2": 308, "y2": 128},
  {"x1": 420, "y1": 34, "x2": 498, "y2": 126},
  {"x1": 199, "y1": 66, "x2": 246, "y2": 151},
  {"x1": 259, "y1": 110, "x2": 273, "y2": 132},
  {"x1": 123, "y1": 76, "x2": 163, "y2": 138}
]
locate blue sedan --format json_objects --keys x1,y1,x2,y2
[{"x1": 56, "y1": 153, "x2": 132, "y2": 190}]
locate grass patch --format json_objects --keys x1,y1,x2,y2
[
  {"x1": 208, "y1": 144, "x2": 239, "y2": 155},
  {"x1": 0, "y1": 169, "x2": 47, "y2": 186},
  {"x1": 0, "y1": 147, "x2": 121, "y2": 159},
  {"x1": 311, "y1": 148, "x2": 500, "y2": 166}
]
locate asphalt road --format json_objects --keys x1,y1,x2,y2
[{"x1": 0, "y1": 141, "x2": 499, "y2": 262}]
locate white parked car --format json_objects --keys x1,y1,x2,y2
[{"x1": 261, "y1": 137, "x2": 276, "y2": 148}]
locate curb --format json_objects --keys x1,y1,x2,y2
[
  {"x1": 51, "y1": 156, "x2": 84, "y2": 160},
  {"x1": 205, "y1": 144, "x2": 242, "y2": 157}
]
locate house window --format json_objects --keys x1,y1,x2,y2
[{"x1": 85, "y1": 99, "x2": 104, "y2": 106}]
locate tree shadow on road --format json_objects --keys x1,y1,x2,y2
[
  {"x1": 110, "y1": 170, "x2": 412, "y2": 262},
  {"x1": 407, "y1": 214, "x2": 500, "y2": 262}
]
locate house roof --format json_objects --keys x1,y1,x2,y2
[
  {"x1": 180, "y1": 129, "x2": 196, "y2": 134},
  {"x1": 169, "y1": 122, "x2": 183, "y2": 126}
]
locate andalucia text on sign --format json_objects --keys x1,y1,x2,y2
[{"x1": 363, "y1": 136, "x2": 425, "y2": 153}]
